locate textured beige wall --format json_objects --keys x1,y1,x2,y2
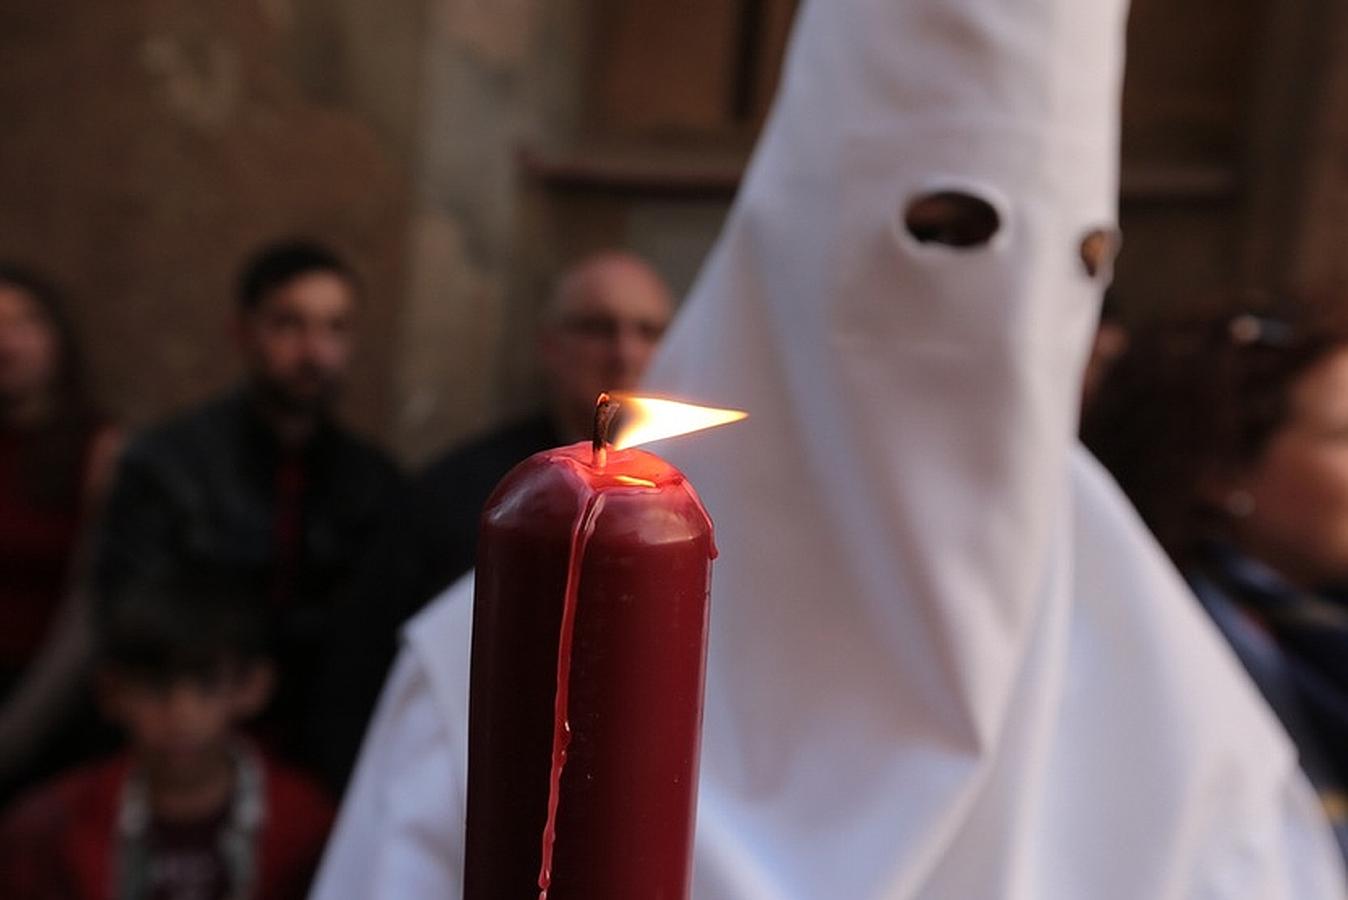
[
  {"x1": 388, "y1": 0, "x2": 594, "y2": 465},
  {"x1": 7, "y1": 0, "x2": 1345, "y2": 466},
  {"x1": 0, "y1": 0, "x2": 414, "y2": 441},
  {"x1": 0, "y1": 0, "x2": 703, "y2": 466}
]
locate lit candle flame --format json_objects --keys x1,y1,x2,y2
[{"x1": 611, "y1": 395, "x2": 747, "y2": 450}]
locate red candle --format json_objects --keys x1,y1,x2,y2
[{"x1": 463, "y1": 396, "x2": 731, "y2": 900}]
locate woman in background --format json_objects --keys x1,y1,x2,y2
[
  {"x1": 0, "y1": 265, "x2": 121, "y2": 799},
  {"x1": 1083, "y1": 296, "x2": 1348, "y2": 861}
]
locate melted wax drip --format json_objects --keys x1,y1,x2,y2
[{"x1": 537, "y1": 488, "x2": 607, "y2": 899}]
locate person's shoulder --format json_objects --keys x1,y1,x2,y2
[
  {"x1": 402, "y1": 572, "x2": 476, "y2": 718},
  {"x1": 323, "y1": 427, "x2": 402, "y2": 519},
  {"x1": 119, "y1": 389, "x2": 243, "y2": 469},
  {"x1": 261, "y1": 754, "x2": 336, "y2": 835},
  {"x1": 0, "y1": 755, "x2": 127, "y2": 842},
  {"x1": 328, "y1": 424, "x2": 400, "y2": 480},
  {"x1": 418, "y1": 413, "x2": 559, "y2": 488},
  {"x1": 406, "y1": 572, "x2": 475, "y2": 641},
  {"x1": 82, "y1": 420, "x2": 127, "y2": 499},
  {"x1": 253, "y1": 753, "x2": 335, "y2": 899}
]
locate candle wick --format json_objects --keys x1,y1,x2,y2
[{"x1": 592, "y1": 393, "x2": 620, "y2": 469}]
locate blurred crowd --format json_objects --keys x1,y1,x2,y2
[
  {"x1": 0, "y1": 242, "x2": 673, "y2": 899},
  {"x1": 4, "y1": 233, "x2": 1348, "y2": 896}
]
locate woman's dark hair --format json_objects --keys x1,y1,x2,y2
[
  {"x1": 1082, "y1": 294, "x2": 1348, "y2": 568},
  {"x1": 0, "y1": 264, "x2": 101, "y2": 505},
  {"x1": 0, "y1": 263, "x2": 88, "y2": 410}
]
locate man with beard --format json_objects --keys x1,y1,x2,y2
[{"x1": 94, "y1": 240, "x2": 400, "y2": 789}]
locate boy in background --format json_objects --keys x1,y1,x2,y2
[{"x1": 0, "y1": 575, "x2": 332, "y2": 899}]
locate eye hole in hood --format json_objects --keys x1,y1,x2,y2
[{"x1": 904, "y1": 191, "x2": 1001, "y2": 249}]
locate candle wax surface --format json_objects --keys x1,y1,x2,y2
[{"x1": 463, "y1": 442, "x2": 715, "y2": 900}]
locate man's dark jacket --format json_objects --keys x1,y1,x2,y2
[
  {"x1": 94, "y1": 388, "x2": 402, "y2": 788},
  {"x1": 401, "y1": 413, "x2": 563, "y2": 615}
]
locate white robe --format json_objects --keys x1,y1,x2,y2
[{"x1": 313, "y1": 0, "x2": 1346, "y2": 894}]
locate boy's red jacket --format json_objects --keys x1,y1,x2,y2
[{"x1": 0, "y1": 752, "x2": 334, "y2": 899}]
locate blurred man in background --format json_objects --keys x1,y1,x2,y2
[
  {"x1": 94, "y1": 239, "x2": 401, "y2": 790},
  {"x1": 401, "y1": 251, "x2": 674, "y2": 609},
  {"x1": 306, "y1": 251, "x2": 675, "y2": 794}
]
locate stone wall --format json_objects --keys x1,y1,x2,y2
[
  {"x1": 6, "y1": 0, "x2": 1347, "y2": 464},
  {"x1": 0, "y1": 0, "x2": 414, "y2": 440},
  {"x1": 389, "y1": 0, "x2": 592, "y2": 464}
]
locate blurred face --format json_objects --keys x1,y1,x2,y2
[
  {"x1": 238, "y1": 270, "x2": 356, "y2": 413},
  {"x1": 0, "y1": 285, "x2": 60, "y2": 407},
  {"x1": 103, "y1": 664, "x2": 271, "y2": 787},
  {"x1": 541, "y1": 258, "x2": 674, "y2": 437},
  {"x1": 1231, "y1": 348, "x2": 1348, "y2": 588}
]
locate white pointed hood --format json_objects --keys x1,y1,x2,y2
[
  {"x1": 648, "y1": 0, "x2": 1123, "y2": 753},
  {"x1": 637, "y1": 0, "x2": 1344, "y2": 896}
]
